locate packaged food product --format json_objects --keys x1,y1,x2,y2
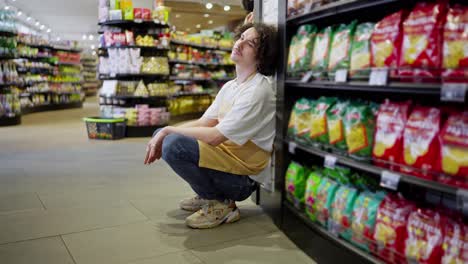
[
  {"x1": 349, "y1": 191, "x2": 385, "y2": 252},
  {"x1": 134, "y1": 8, "x2": 142, "y2": 20},
  {"x1": 142, "y1": 8, "x2": 151, "y2": 20},
  {"x1": 309, "y1": 96, "x2": 337, "y2": 145},
  {"x1": 350, "y1": 23, "x2": 374, "y2": 79},
  {"x1": 287, "y1": 25, "x2": 317, "y2": 74},
  {"x1": 323, "y1": 166, "x2": 351, "y2": 185},
  {"x1": 310, "y1": 26, "x2": 334, "y2": 79},
  {"x1": 344, "y1": 102, "x2": 376, "y2": 159},
  {"x1": 292, "y1": 98, "x2": 313, "y2": 141},
  {"x1": 304, "y1": 169, "x2": 323, "y2": 222},
  {"x1": 315, "y1": 177, "x2": 340, "y2": 227},
  {"x1": 109, "y1": 9, "x2": 123, "y2": 21},
  {"x1": 373, "y1": 100, "x2": 411, "y2": 170},
  {"x1": 441, "y1": 218, "x2": 467, "y2": 264},
  {"x1": 374, "y1": 194, "x2": 416, "y2": 263},
  {"x1": 438, "y1": 112, "x2": 468, "y2": 188},
  {"x1": 402, "y1": 107, "x2": 441, "y2": 179},
  {"x1": 329, "y1": 184, "x2": 359, "y2": 238},
  {"x1": 442, "y1": 5, "x2": 468, "y2": 83},
  {"x1": 405, "y1": 209, "x2": 446, "y2": 264},
  {"x1": 370, "y1": 11, "x2": 406, "y2": 78},
  {"x1": 120, "y1": 0, "x2": 133, "y2": 20},
  {"x1": 327, "y1": 100, "x2": 349, "y2": 152},
  {"x1": 125, "y1": 30, "x2": 134, "y2": 46},
  {"x1": 285, "y1": 162, "x2": 308, "y2": 207},
  {"x1": 287, "y1": 106, "x2": 296, "y2": 137},
  {"x1": 399, "y1": 3, "x2": 448, "y2": 82},
  {"x1": 328, "y1": 21, "x2": 357, "y2": 75}
]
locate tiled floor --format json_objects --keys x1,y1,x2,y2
[{"x1": 0, "y1": 98, "x2": 315, "y2": 264}]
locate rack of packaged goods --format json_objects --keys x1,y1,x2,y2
[
  {"x1": 270, "y1": 1, "x2": 468, "y2": 264},
  {"x1": 81, "y1": 54, "x2": 100, "y2": 96}
]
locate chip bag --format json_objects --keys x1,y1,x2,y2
[
  {"x1": 308, "y1": 96, "x2": 337, "y2": 145},
  {"x1": 287, "y1": 24, "x2": 317, "y2": 75},
  {"x1": 374, "y1": 194, "x2": 416, "y2": 263},
  {"x1": 344, "y1": 102, "x2": 376, "y2": 159},
  {"x1": 315, "y1": 177, "x2": 340, "y2": 227},
  {"x1": 441, "y1": 218, "x2": 467, "y2": 264},
  {"x1": 370, "y1": 11, "x2": 406, "y2": 78},
  {"x1": 405, "y1": 209, "x2": 446, "y2": 264},
  {"x1": 442, "y1": 5, "x2": 468, "y2": 83},
  {"x1": 350, "y1": 23, "x2": 374, "y2": 79},
  {"x1": 304, "y1": 169, "x2": 323, "y2": 222},
  {"x1": 329, "y1": 185, "x2": 359, "y2": 239},
  {"x1": 438, "y1": 111, "x2": 468, "y2": 188},
  {"x1": 327, "y1": 100, "x2": 349, "y2": 152},
  {"x1": 402, "y1": 107, "x2": 441, "y2": 179},
  {"x1": 399, "y1": 2, "x2": 448, "y2": 82},
  {"x1": 373, "y1": 100, "x2": 411, "y2": 170},
  {"x1": 310, "y1": 26, "x2": 334, "y2": 79},
  {"x1": 349, "y1": 191, "x2": 385, "y2": 252},
  {"x1": 285, "y1": 162, "x2": 308, "y2": 207},
  {"x1": 323, "y1": 166, "x2": 351, "y2": 185},
  {"x1": 291, "y1": 98, "x2": 312, "y2": 141},
  {"x1": 328, "y1": 21, "x2": 357, "y2": 77}
]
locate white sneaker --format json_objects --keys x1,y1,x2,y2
[
  {"x1": 179, "y1": 196, "x2": 208, "y2": 212},
  {"x1": 185, "y1": 200, "x2": 240, "y2": 229}
]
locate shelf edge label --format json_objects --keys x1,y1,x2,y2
[
  {"x1": 335, "y1": 69, "x2": 348, "y2": 83},
  {"x1": 441, "y1": 83, "x2": 467, "y2": 103},
  {"x1": 380, "y1": 170, "x2": 400, "y2": 190},
  {"x1": 300, "y1": 71, "x2": 313, "y2": 83},
  {"x1": 369, "y1": 68, "x2": 388, "y2": 86},
  {"x1": 288, "y1": 141, "x2": 297, "y2": 154},
  {"x1": 324, "y1": 155, "x2": 337, "y2": 169}
]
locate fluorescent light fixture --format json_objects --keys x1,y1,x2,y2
[
  {"x1": 35, "y1": 21, "x2": 40, "y2": 26},
  {"x1": 56, "y1": 37, "x2": 61, "y2": 41},
  {"x1": 196, "y1": 24, "x2": 201, "y2": 29},
  {"x1": 204, "y1": 13, "x2": 209, "y2": 18},
  {"x1": 46, "y1": 28, "x2": 51, "y2": 33},
  {"x1": 208, "y1": 20, "x2": 213, "y2": 24},
  {"x1": 205, "y1": 3, "x2": 213, "y2": 9},
  {"x1": 175, "y1": 14, "x2": 180, "y2": 18},
  {"x1": 82, "y1": 34, "x2": 87, "y2": 40},
  {"x1": 26, "y1": 16, "x2": 31, "y2": 21},
  {"x1": 186, "y1": 28, "x2": 190, "y2": 31},
  {"x1": 17, "y1": 11, "x2": 22, "y2": 16},
  {"x1": 89, "y1": 35, "x2": 94, "y2": 40},
  {"x1": 4, "y1": 6, "x2": 9, "y2": 10},
  {"x1": 91, "y1": 45, "x2": 95, "y2": 49},
  {"x1": 40, "y1": 25, "x2": 45, "y2": 30},
  {"x1": 224, "y1": 5, "x2": 230, "y2": 11}
]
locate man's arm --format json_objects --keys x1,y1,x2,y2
[
  {"x1": 161, "y1": 126, "x2": 227, "y2": 146},
  {"x1": 175, "y1": 117, "x2": 218, "y2": 128}
]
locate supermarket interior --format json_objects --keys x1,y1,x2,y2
[{"x1": 0, "y1": 0, "x2": 467, "y2": 264}]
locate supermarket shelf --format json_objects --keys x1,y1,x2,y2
[
  {"x1": 0, "y1": 30, "x2": 17, "y2": 37},
  {"x1": 0, "y1": 115, "x2": 21, "y2": 126},
  {"x1": 20, "y1": 43, "x2": 54, "y2": 49},
  {"x1": 283, "y1": 201, "x2": 384, "y2": 264},
  {"x1": 20, "y1": 91, "x2": 81, "y2": 97},
  {"x1": 48, "y1": 81, "x2": 82, "y2": 85},
  {"x1": 0, "y1": 82, "x2": 22, "y2": 87},
  {"x1": 169, "y1": 59, "x2": 234, "y2": 67},
  {"x1": 99, "y1": 73, "x2": 169, "y2": 80},
  {"x1": 18, "y1": 55, "x2": 54, "y2": 60},
  {"x1": 52, "y1": 47, "x2": 82, "y2": 53},
  {"x1": 99, "y1": 46, "x2": 169, "y2": 52},
  {"x1": 285, "y1": 138, "x2": 461, "y2": 195},
  {"x1": 170, "y1": 76, "x2": 232, "y2": 82},
  {"x1": 21, "y1": 101, "x2": 83, "y2": 115},
  {"x1": 0, "y1": 55, "x2": 17, "y2": 60},
  {"x1": 126, "y1": 125, "x2": 165, "y2": 137},
  {"x1": 17, "y1": 68, "x2": 54, "y2": 74},
  {"x1": 98, "y1": 20, "x2": 170, "y2": 29},
  {"x1": 56, "y1": 61, "x2": 81, "y2": 66},
  {"x1": 170, "y1": 40, "x2": 232, "y2": 51},
  {"x1": 99, "y1": 95, "x2": 167, "y2": 107}
]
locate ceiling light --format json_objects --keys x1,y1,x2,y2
[
  {"x1": 35, "y1": 21, "x2": 40, "y2": 26},
  {"x1": 17, "y1": 11, "x2": 22, "y2": 16},
  {"x1": 196, "y1": 24, "x2": 201, "y2": 29},
  {"x1": 204, "y1": 13, "x2": 209, "y2": 18},
  {"x1": 26, "y1": 16, "x2": 31, "y2": 21},
  {"x1": 4, "y1": 6, "x2": 9, "y2": 10},
  {"x1": 12, "y1": 0, "x2": 16, "y2": 2},
  {"x1": 205, "y1": 3, "x2": 213, "y2": 9},
  {"x1": 186, "y1": 28, "x2": 190, "y2": 31},
  {"x1": 175, "y1": 14, "x2": 180, "y2": 18},
  {"x1": 47, "y1": 28, "x2": 51, "y2": 33},
  {"x1": 82, "y1": 34, "x2": 87, "y2": 40},
  {"x1": 89, "y1": 34, "x2": 94, "y2": 40},
  {"x1": 208, "y1": 20, "x2": 213, "y2": 24},
  {"x1": 56, "y1": 37, "x2": 61, "y2": 41},
  {"x1": 91, "y1": 45, "x2": 95, "y2": 49},
  {"x1": 224, "y1": 5, "x2": 231, "y2": 11},
  {"x1": 40, "y1": 25, "x2": 45, "y2": 30}
]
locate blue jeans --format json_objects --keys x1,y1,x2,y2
[{"x1": 154, "y1": 129, "x2": 256, "y2": 201}]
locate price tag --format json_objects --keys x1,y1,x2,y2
[
  {"x1": 441, "y1": 83, "x2": 467, "y2": 102},
  {"x1": 456, "y1": 189, "x2": 468, "y2": 215},
  {"x1": 380, "y1": 170, "x2": 400, "y2": 190},
  {"x1": 335, "y1": 69, "x2": 348, "y2": 83},
  {"x1": 324, "y1": 155, "x2": 337, "y2": 169},
  {"x1": 153, "y1": 19, "x2": 161, "y2": 24},
  {"x1": 288, "y1": 141, "x2": 297, "y2": 154},
  {"x1": 301, "y1": 71, "x2": 314, "y2": 83},
  {"x1": 109, "y1": 73, "x2": 116, "y2": 78},
  {"x1": 369, "y1": 68, "x2": 389, "y2": 86},
  {"x1": 134, "y1": 19, "x2": 143, "y2": 23}
]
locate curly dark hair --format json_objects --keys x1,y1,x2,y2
[
  {"x1": 242, "y1": 0, "x2": 254, "y2": 12},
  {"x1": 234, "y1": 23, "x2": 278, "y2": 76}
]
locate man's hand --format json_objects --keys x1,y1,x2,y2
[{"x1": 144, "y1": 128, "x2": 169, "y2": 165}]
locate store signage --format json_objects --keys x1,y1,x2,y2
[
  {"x1": 301, "y1": 71, "x2": 314, "y2": 83},
  {"x1": 369, "y1": 68, "x2": 388, "y2": 86},
  {"x1": 441, "y1": 83, "x2": 467, "y2": 103},
  {"x1": 335, "y1": 69, "x2": 348, "y2": 83},
  {"x1": 324, "y1": 155, "x2": 337, "y2": 169},
  {"x1": 288, "y1": 141, "x2": 297, "y2": 154},
  {"x1": 380, "y1": 170, "x2": 400, "y2": 190}
]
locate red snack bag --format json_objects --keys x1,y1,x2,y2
[
  {"x1": 405, "y1": 209, "x2": 446, "y2": 264},
  {"x1": 134, "y1": 8, "x2": 142, "y2": 20},
  {"x1": 402, "y1": 107, "x2": 441, "y2": 179},
  {"x1": 374, "y1": 194, "x2": 416, "y2": 264},
  {"x1": 142, "y1": 8, "x2": 151, "y2": 20},
  {"x1": 373, "y1": 100, "x2": 411, "y2": 170},
  {"x1": 438, "y1": 112, "x2": 468, "y2": 188},
  {"x1": 442, "y1": 5, "x2": 468, "y2": 83},
  {"x1": 370, "y1": 11, "x2": 406, "y2": 78},
  {"x1": 399, "y1": 2, "x2": 448, "y2": 82},
  {"x1": 441, "y1": 218, "x2": 468, "y2": 264}
]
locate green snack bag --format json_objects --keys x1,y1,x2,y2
[
  {"x1": 329, "y1": 185, "x2": 359, "y2": 238},
  {"x1": 350, "y1": 23, "x2": 374, "y2": 79},
  {"x1": 344, "y1": 102, "x2": 375, "y2": 159},
  {"x1": 349, "y1": 191, "x2": 385, "y2": 252},
  {"x1": 308, "y1": 96, "x2": 337, "y2": 145},
  {"x1": 285, "y1": 162, "x2": 308, "y2": 207},
  {"x1": 327, "y1": 100, "x2": 349, "y2": 152},
  {"x1": 287, "y1": 24, "x2": 317, "y2": 74},
  {"x1": 323, "y1": 166, "x2": 351, "y2": 185},
  {"x1": 292, "y1": 98, "x2": 312, "y2": 141},
  {"x1": 287, "y1": 35, "x2": 300, "y2": 75},
  {"x1": 310, "y1": 26, "x2": 334, "y2": 79},
  {"x1": 287, "y1": 103, "x2": 297, "y2": 138},
  {"x1": 304, "y1": 169, "x2": 323, "y2": 221},
  {"x1": 328, "y1": 21, "x2": 357, "y2": 78},
  {"x1": 315, "y1": 177, "x2": 340, "y2": 227}
]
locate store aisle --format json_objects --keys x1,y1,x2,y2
[{"x1": 0, "y1": 100, "x2": 315, "y2": 264}]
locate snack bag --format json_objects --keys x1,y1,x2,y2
[
  {"x1": 304, "y1": 169, "x2": 323, "y2": 222},
  {"x1": 285, "y1": 162, "x2": 308, "y2": 207},
  {"x1": 308, "y1": 97, "x2": 337, "y2": 145},
  {"x1": 328, "y1": 21, "x2": 357, "y2": 77},
  {"x1": 315, "y1": 177, "x2": 340, "y2": 227},
  {"x1": 287, "y1": 25, "x2": 317, "y2": 75},
  {"x1": 438, "y1": 112, "x2": 468, "y2": 188},
  {"x1": 441, "y1": 219, "x2": 467, "y2": 264},
  {"x1": 373, "y1": 194, "x2": 416, "y2": 263},
  {"x1": 327, "y1": 100, "x2": 349, "y2": 152},
  {"x1": 350, "y1": 23, "x2": 374, "y2": 79},
  {"x1": 310, "y1": 26, "x2": 334, "y2": 79},
  {"x1": 287, "y1": 35, "x2": 301, "y2": 75},
  {"x1": 329, "y1": 185, "x2": 359, "y2": 238},
  {"x1": 405, "y1": 209, "x2": 446, "y2": 264},
  {"x1": 287, "y1": 100, "x2": 301, "y2": 137},
  {"x1": 323, "y1": 166, "x2": 351, "y2": 185},
  {"x1": 373, "y1": 100, "x2": 411, "y2": 170},
  {"x1": 291, "y1": 98, "x2": 313, "y2": 141},
  {"x1": 399, "y1": 3, "x2": 448, "y2": 82},
  {"x1": 402, "y1": 107, "x2": 441, "y2": 179},
  {"x1": 442, "y1": 5, "x2": 468, "y2": 83},
  {"x1": 370, "y1": 11, "x2": 406, "y2": 78},
  {"x1": 349, "y1": 191, "x2": 385, "y2": 252},
  {"x1": 344, "y1": 102, "x2": 376, "y2": 159}
]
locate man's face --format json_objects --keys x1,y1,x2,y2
[{"x1": 231, "y1": 27, "x2": 259, "y2": 66}]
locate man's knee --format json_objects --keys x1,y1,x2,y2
[
  {"x1": 162, "y1": 134, "x2": 198, "y2": 162},
  {"x1": 152, "y1": 128, "x2": 164, "y2": 138}
]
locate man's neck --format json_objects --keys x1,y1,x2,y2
[{"x1": 235, "y1": 64, "x2": 257, "y2": 84}]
